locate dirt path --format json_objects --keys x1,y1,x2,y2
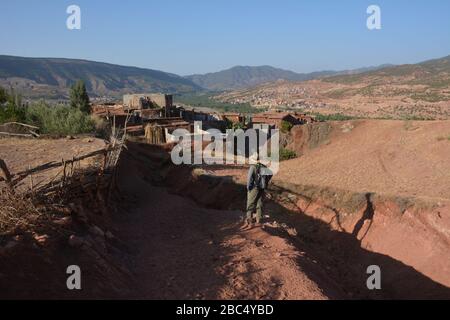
[{"x1": 117, "y1": 163, "x2": 340, "y2": 300}]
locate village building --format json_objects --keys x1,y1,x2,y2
[
  {"x1": 140, "y1": 108, "x2": 164, "y2": 120},
  {"x1": 91, "y1": 104, "x2": 134, "y2": 127},
  {"x1": 144, "y1": 117, "x2": 191, "y2": 145},
  {"x1": 251, "y1": 112, "x2": 300, "y2": 129},
  {"x1": 123, "y1": 93, "x2": 173, "y2": 110},
  {"x1": 91, "y1": 93, "x2": 249, "y2": 144},
  {"x1": 179, "y1": 108, "x2": 215, "y2": 122},
  {"x1": 221, "y1": 112, "x2": 244, "y2": 124}
]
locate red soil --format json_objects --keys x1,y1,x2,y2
[
  {"x1": 278, "y1": 119, "x2": 450, "y2": 200},
  {"x1": 116, "y1": 147, "x2": 340, "y2": 299}
]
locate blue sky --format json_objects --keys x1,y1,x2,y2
[{"x1": 1, "y1": 0, "x2": 449, "y2": 75}]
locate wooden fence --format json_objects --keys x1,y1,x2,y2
[{"x1": 0, "y1": 145, "x2": 122, "y2": 192}]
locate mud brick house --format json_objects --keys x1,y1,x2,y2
[
  {"x1": 140, "y1": 108, "x2": 164, "y2": 120},
  {"x1": 179, "y1": 108, "x2": 219, "y2": 122},
  {"x1": 125, "y1": 125, "x2": 145, "y2": 136},
  {"x1": 123, "y1": 93, "x2": 173, "y2": 111},
  {"x1": 251, "y1": 112, "x2": 300, "y2": 128},
  {"x1": 91, "y1": 104, "x2": 134, "y2": 127},
  {"x1": 221, "y1": 112, "x2": 244, "y2": 124},
  {"x1": 91, "y1": 104, "x2": 124, "y2": 115},
  {"x1": 144, "y1": 117, "x2": 192, "y2": 144},
  {"x1": 144, "y1": 118, "x2": 192, "y2": 136}
]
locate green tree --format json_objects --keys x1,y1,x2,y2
[
  {"x1": 0, "y1": 87, "x2": 26, "y2": 124},
  {"x1": 0, "y1": 86, "x2": 8, "y2": 104},
  {"x1": 70, "y1": 80, "x2": 90, "y2": 113}
]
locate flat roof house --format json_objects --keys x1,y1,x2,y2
[{"x1": 251, "y1": 112, "x2": 300, "y2": 128}]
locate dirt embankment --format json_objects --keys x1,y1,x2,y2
[
  {"x1": 269, "y1": 182, "x2": 450, "y2": 298},
  {"x1": 282, "y1": 122, "x2": 333, "y2": 156}
]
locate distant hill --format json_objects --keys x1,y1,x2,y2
[
  {"x1": 186, "y1": 65, "x2": 391, "y2": 91},
  {"x1": 186, "y1": 66, "x2": 308, "y2": 91},
  {"x1": 0, "y1": 55, "x2": 202, "y2": 99},
  {"x1": 216, "y1": 55, "x2": 450, "y2": 119},
  {"x1": 324, "y1": 55, "x2": 450, "y2": 86}
]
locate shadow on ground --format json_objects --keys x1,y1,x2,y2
[
  {"x1": 120, "y1": 141, "x2": 450, "y2": 300},
  {"x1": 263, "y1": 186, "x2": 450, "y2": 300}
]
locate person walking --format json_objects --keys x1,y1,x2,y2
[{"x1": 242, "y1": 158, "x2": 272, "y2": 230}]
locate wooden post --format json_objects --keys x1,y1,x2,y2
[
  {"x1": 0, "y1": 159, "x2": 13, "y2": 191},
  {"x1": 70, "y1": 157, "x2": 75, "y2": 177},
  {"x1": 102, "y1": 149, "x2": 108, "y2": 173},
  {"x1": 62, "y1": 158, "x2": 65, "y2": 184},
  {"x1": 28, "y1": 164, "x2": 34, "y2": 196}
]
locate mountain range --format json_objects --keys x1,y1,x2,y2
[
  {"x1": 0, "y1": 55, "x2": 393, "y2": 98},
  {"x1": 186, "y1": 64, "x2": 393, "y2": 91}
]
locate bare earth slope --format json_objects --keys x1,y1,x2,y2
[{"x1": 277, "y1": 120, "x2": 450, "y2": 200}]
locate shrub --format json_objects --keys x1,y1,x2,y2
[
  {"x1": 279, "y1": 148, "x2": 297, "y2": 161},
  {"x1": 0, "y1": 103, "x2": 26, "y2": 123},
  {"x1": 280, "y1": 120, "x2": 293, "y2": 133},
  {"x1": 436, "y1": 135, "x2": 450, "y2": 142},
  {"x1": 313, "y1": 113, "x2": 356, "y2": 122},
  {"x1": 91, "y1": 114, "x2": 111, "y2": 138},
  {"x1": 25, "y1": 101, "x2": 95, "y2": 135},
  {"x1": 224, "y1": 117, "x2": 233, "y2": 129}
]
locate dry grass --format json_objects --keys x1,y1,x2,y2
[
  {"x1": 0, "y1": 189, "x2": 47, "y2": 234},
  {"x1": 436, "y1": 135, "x2": 450, "y2": 142}
]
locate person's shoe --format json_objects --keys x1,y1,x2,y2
[{"x1": 240, "y1": 219, "x2": 253, "y2": 230}]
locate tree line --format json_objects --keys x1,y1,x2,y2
[{"x1": 0, "y1": 80, "x2": 97, "y2": 135}]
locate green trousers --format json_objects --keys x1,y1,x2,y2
[{"x1": 246, "y1": 188, "x2": 264, "y2": 221}]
